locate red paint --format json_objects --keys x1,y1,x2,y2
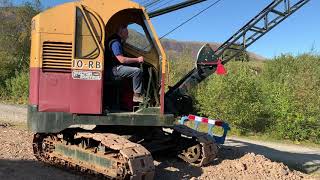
[
  {"x1": 38, "y1": 69, "x2": 102, "y2": 114},
  {"x1": 70, "y1": 78, "x2": 102, "y2": 114},
  {"x1": 188, "y1": 115, "x2": 195, "y2": 120},
  {"x1": 120, "y1": 79, "x2": 133, "y2": 111},
  {"x1": 216, "y1": 59, "x2": 227, "y2": 75},
  {"x1": 187, "y1": 115, "x2": 225, "y2": 127},
  {"x1": 29, "y1": 67, "x2": 40, "y2": 105},
  {"x1": 202, "y1": 118, "x2": 209, "y2": 123},
  {"x1": 39, "y1": 71, "x2": 71, "y2": 112},
  {"x1": 215, "y1": 120, "x2": 223, "y2": 126}
]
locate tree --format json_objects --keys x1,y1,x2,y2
[{"x1": 0, "y1": 0, "x2": 40, "y2": 84}]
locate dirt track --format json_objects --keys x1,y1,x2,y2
[
  {"x1": 0, "y1": 124, "x2": 314, "y2": 180},
  {"x1": 0, "y1": 103, "x2": 319, "y2": 179},
  {"x1": 0, "y1": 104, "x2": 26, "y2": 123}
]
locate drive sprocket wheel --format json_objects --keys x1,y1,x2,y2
[
  {"x1": 180, "y1": 144, "x2": 202, "y2": 163},
  {"x1": 173, "y1": 125, "x2": 218, "y2": 167}
]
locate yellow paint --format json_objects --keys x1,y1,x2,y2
[
  {"x1": 142, "y1": 10, "x2": 167, "y2": 74},
  {"x1": 30, "y1": 16, "x2": 40, "y2": 68},
  {"x1": 30, "y1": 0, "x2": 166, "y2": 78}
]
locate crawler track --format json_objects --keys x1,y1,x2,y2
[
  {"x1": 31, "y1": 126, "x2": 218, "y2": 179},
  {"x1": 33, "y1": 133, "x2": 155, "y2": 180},
  {"x1": 173, "y1": 125, "x2": 218, "y2": 166}
]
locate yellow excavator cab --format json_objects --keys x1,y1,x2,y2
[{"x1": 29, "y1": 0, "x2": 166, "y2": 114}]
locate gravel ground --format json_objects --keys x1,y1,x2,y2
[{"x1": 0, "y1": 123, "x2": 317, "y2": 180}]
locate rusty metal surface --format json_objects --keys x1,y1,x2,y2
[
  {"x1": 77, "y1": 133, "x2": 155, "y2": 180},
  {"x1": 28, "y1": 105, "x2": 176, "y2": 133},
  {"x1": 33, "y1": 133, "x2": 155, "y2": 180},
  {"x1": 173, "y1": 125, "x2": 218, "y2": 167}
]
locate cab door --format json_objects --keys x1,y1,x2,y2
[{"x1": 70, "y1": 6, "x2": 104, "y2": 114}]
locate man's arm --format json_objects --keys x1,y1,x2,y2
[
  {"x1": 111, "y1": 41, "x2": 144, "y2": 64},
  {"x1": 116, "y1": 55, "x2": 144, "y2": 64}
]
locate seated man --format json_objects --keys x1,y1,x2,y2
[{"x1": 106, "y1": 25, "x2": 144, "y2": 103}]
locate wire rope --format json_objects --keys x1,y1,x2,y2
[
  {"x1": 147, "y1": 0, "x2": 176, "y2": 12},
  {"x1": 139, "y1": 0, "x2": 153, "y2": 6},
  {"x1": 159, "y1": 0, "x2": 224, "y2": 40},
  {"x1": 145, "y1": 0, "x2": 163, "y2": 8}
]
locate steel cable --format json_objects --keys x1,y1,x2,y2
[
  {"x1": 148, "y1": 0, "x2": 175, "y2": 12},
  {"x1": 139, "y1": 0, "x2": 153, "y2": 6},
  {"x1": 159, "y1": 0, "x2": 224, "y2": 40},
  {"x1": 145, "y1": 0, "x2": 163, "y2": 8}
]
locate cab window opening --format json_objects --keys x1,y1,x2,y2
[
  {"x1": 125, "y1": 22, "x2": 152, "y2": 52},
  {"x1": 104, "y1": 8, "x2": 161, "y2": 76},
  {"x1": 143, "y1": 18, "x2": 162, "y2": 56},
  {"x1": 84, "y1": 8, "x2": 103, "y2": 44},
  {"x1": 75, "y1": 7, "x2": 100, "y2": 59},
  {"x1": 105, "y1": 9, "x2": 157, "y2": 54}
]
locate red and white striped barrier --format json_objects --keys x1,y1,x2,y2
[
  {"x1": 187, "y1": 115, "x2": 223, "y2": 126},
  {"x1": 180, "y1": 114, "x2": 230, "y2": 144}
]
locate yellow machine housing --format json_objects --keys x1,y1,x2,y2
[{"x1": 29, "y1": 0, "x2": 167, "y2": 114}]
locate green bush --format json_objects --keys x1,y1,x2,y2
[
  {"x1": 167, "y1": 48, "x2": 194, "y2": 87},
  {"x1": 261, "y1": 54, "x2": 320, "y2": 143},
  {"x1": 4, "y1": 71, "x2": 29, "y2": 104},
  {"x1": 169, "y1": 52, "x2": 320, "y2": 143},
  {"x1": 0, "y1": 0, "x2": 39, "y2": 103},
  {"x1": 196, "y1": 62, "x2": 268, "y2": 135}
]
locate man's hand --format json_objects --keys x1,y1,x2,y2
[{"x1": 137, "y1": 56, "x2": 144, "y2": 63}]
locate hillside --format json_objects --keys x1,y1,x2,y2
[
  {"x1": 126, "y1": 28, "x2": 266, "y2": 61},
  {"x1": 161, "y1": 39, "x2": 266, "y2": 61}
]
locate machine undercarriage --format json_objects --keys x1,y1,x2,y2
[{"x1": 33, "y1": 125, "x2": 218, "y2": 179}]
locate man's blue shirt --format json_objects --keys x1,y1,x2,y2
[{"x1": 111, "y1": 40, "x2": 123, "y2": 56}]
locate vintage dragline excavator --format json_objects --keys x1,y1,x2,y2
[{"x1": 28, "y1": 0, "x2": 310, "y2": 179}]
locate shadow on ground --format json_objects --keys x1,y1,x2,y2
[
  {"x1": 0, "y1": 159, "x2": 90, "y2": 180},
  {"x1": 0, "y1": 157, "x2": 204, "y2": 180},
  {"x1": 154, "y1": 155, "x2": 203, "y2": 180},
  {"x1": 153, "y1": 145, "x2": 247, "y2": 180}
]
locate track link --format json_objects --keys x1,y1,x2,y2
[
  {"x1": 173, "y1": 124, "x2": 218, "y2": 166},
  {"x1": 33, "y1": 133, "x2": 155, "y2": 180}
]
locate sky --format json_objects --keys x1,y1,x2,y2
[{"x1": 12, "y1": 0, "x2": 320, "y2": 58}]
